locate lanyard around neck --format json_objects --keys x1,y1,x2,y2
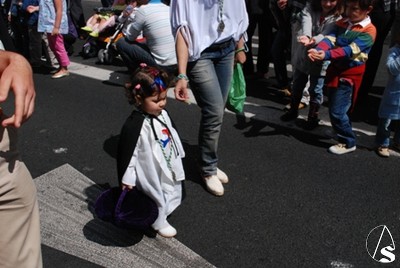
[{"x1": 217, "y1": 0, "x2": 225, "y2": 32}]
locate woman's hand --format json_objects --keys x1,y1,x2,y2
[
  {"x1": 174, "y1": 79, "x2": 190, "y2": 103},
  {"x1": 235, "y1": 50, "x2": 246, "y2": 64},
  {"x1": 51, "y1": 27, "x2": 60, "y2": 36}
]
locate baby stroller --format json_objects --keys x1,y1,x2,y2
[
  {"x1": 97, "y1": 20, "x2": 125, "y2": 64},
  {"x1": 81, "y1": 7, "x2": 123, "y2": 62}
]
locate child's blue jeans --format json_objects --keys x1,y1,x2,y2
[
  {"x1": 328, "y1": 80, "x2": 356, "y2": 148},
  {"x1": 376, "y1": 118, "x2": 400, "y2": 147}
]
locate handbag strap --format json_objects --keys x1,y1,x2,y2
[{"x1": 114, "y1": 188, "x2": 129, "y2": 218}]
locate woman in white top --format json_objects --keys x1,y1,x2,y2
[{"x1": 170, "y1": 0, "x2": 249, "y2": 196}]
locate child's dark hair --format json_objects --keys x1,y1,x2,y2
[
  {"x1": 311, "y1": 0, "x2": 343, "y2": 17},
  {"x1": 345, "y1": 0, "x2": 375, "y2": 10},
  {"x1": 125, "y1": 64, "x2": 171, "y2": 105},
  {"x1": 137, "y1": 0, "x2": 150, "y2": 5}
]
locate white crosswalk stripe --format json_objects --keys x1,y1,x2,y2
[{"x1": 35, "y1": 164, "x2": 215, "y2": 268}]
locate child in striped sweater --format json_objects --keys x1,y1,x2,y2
[{"x1": 308, "y1": 0, "x2": 376, "y2": 154}]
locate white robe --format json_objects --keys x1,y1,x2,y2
[{"x1": 121, "y1": 110, "x2": 185, "y2": 230}]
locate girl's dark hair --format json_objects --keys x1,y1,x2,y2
[
  {"x1": 125, "y1": 64, "x2": 171, "y2": 105},
  {"x1": 311, "y1": 0, "x2": 343, "y2": 17}
]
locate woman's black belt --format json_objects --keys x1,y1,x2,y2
[{"x1": 204, "y1": 38, "x2": 234, "y2": 52}]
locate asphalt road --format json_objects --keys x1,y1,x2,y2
[{"x1": 3, "y1": 1, "x2": 400, "y2": 267}]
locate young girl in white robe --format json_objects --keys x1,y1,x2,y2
[{"x1": 117, "y1": 64, "x2": 185, "y2": 238}]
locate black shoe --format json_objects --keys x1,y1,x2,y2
[{"x1": 280, "y1": 110, "x2": 298, "y2": 121}]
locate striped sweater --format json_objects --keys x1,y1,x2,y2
[{"x1": 316, "y1": 16, "x2": 376, "y2": 69}]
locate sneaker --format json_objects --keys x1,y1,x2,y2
[
  {"x1": 156, "y1": 223, "x2": 177, "y2": 238},
  {"x1": 328, "y1": 143, "x2": 356, "y2": 155},
  {"x1": 89, "y1": 31, "x2": 99, "y2": 38},
  {"x1": 51, "y1": 70, "x2": 70, "y2": 79},
  {"x1": 280, "y1": 110, "x2": 298, "y2": 121},
  {"x1": 217, "y1": 168, "x2": 229, "y2": 184},
  {"x1": 376, "y1": 146, "x2": 390, "y2": 158},
  {"x1": 81, "y1": 26, "x2": 93, "y2": 32},
  {"x1": 204, "y1": 175, "x2": 224, "y2": 196}
]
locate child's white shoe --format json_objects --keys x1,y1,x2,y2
[{"x1": 157, "y1": 223, "x2": 177, "y2": 238}]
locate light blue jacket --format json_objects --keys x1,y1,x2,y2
[
  {"x1": 378, "y1": 45, "x2": 400, "y2": 120},
  {"x1": 37, "y1": 0, "x2": 68, "y2": 34}
]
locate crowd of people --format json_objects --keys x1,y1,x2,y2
[
  {"x1": 244, "y1": 0, "x2": 399, "y2": 158},
  {"x1": 0, "y1": 0, "x2": 87, "y2": 78},
  {"x1": 1, "y1": 0, "x2": 400, "y2": 265}
]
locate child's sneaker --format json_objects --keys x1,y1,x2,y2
[
  {"x1": 328, "y1": 143, "x2": 356, "y2": 155},
  {"x1": 376, "y1": 146, "x2": 390, "y2": 158},
  {"x1": 89, "y1": 31, "x2": 99, "y2": 38},
  {"x1": 81, "y1": 26, "x2": 93, "y2": 32}
]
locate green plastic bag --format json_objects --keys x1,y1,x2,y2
[{"x1": 226, "y1": 63, "x2": 246, "y2": 113}]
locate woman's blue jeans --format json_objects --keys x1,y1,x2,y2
[
  {"x1": 328, "y1": 80, "x2": 356, "y2": 147},
  {"x1": 187, "y1": 39, "x2": 235, "y2": 177},
  {"x1": 116, "y1": 38, "x2": 156, "y2": 70},
  {"x1": 376, "y1": 118, "x2": 400, "y2": 147}
]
